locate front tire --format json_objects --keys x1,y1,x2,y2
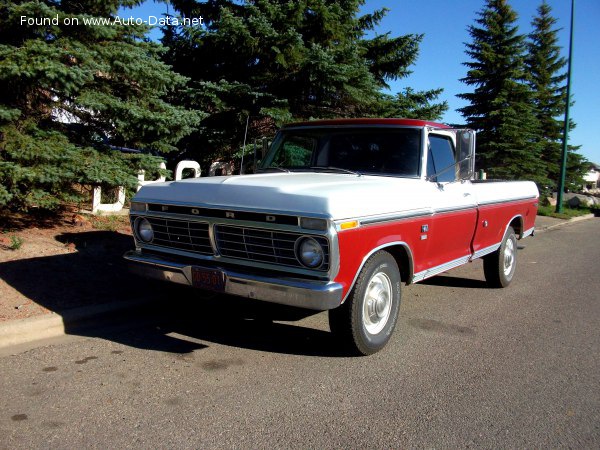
[
  {"x1": 484, "y1": 226, "x2": 517, "y2": 288},
  {"x1": 329, "y1": 251, "x2": 401, "y2": 355}
]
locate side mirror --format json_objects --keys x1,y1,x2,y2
[{"x1": 456, "y1": 129, "x2": 476, "y2": 180}]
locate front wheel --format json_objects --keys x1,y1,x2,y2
[
  {"x1": 484, "y1": 226, "x2": 517, "y2": 288},
  {"x1": 329, "y1": 251, "x2": 401, "y2": 355}
]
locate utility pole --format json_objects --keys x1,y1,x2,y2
[{"x1": 556, "y1": 0, "x2": 575, "y2": 213}]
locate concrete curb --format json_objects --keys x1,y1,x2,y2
[
  {"x1": 535, "y1": 213, "x2": 595, "y2": 234},
  {"x1": 0, "y1": 298, "x2": 155, "y2": 349}
]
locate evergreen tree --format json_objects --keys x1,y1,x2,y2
[
  {"x1": 0, "y1": 0, "x2": 201, "y2": 211},
  {"x1": 376, "y1": 88, "x2": 448, "y2": 120},
  {"x1": 162, "y1": 0, "x2": 447, "y2": 163},
  {"x1": 525, "y1": 1, "x2": 586, "y2": 191},
  {"x1": 458, "y1": 0, "x2": 546, "y2": 184}
]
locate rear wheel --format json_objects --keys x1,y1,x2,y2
[
  {"x1": 484, "y1": 226, "x2": 517, "y2": 288},
  {"x1": 329, "y1": 251, "x2": 401, "y2": 355}
]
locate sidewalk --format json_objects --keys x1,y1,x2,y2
[
  {"x1": 0, "y1": 213, "x2": 596, "y2": 350},
  {"x1": 534, "y1": 213, "x2": 595, "y2": 233}
]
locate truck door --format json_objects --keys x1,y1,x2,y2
[{"x1": 418, "y1": 132, "x2": 477, "y2": 277}]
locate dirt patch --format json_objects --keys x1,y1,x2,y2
[{"x1": 0, "y1": 208, "x2": 134, "y2": 322}]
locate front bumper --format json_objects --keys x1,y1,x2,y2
[{"x1": 124, "y1": 251, "x2": 343, "y2": 311}]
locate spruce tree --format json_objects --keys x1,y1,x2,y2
[
  {"x1": 525, "y1": 1, "x2": 586, "y2": 192},
  {"x1": 0, "y1": 0, "x2": 200, "y2": 211},
  {"x1": 458, "y1": 0, "x2": 546, "y2": 184},
  {"x1": 377, "y1": 88, "x2": 448, "y2": 120},
  {"x1": 162, "y1": 0, "x2": 447, "y2": 163}
]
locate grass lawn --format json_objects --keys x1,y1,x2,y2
[{"x1": 537, "y1": 203, "x2": 595, "y2": 220}]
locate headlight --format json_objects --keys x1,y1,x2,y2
[
  {"x1": 135, "y1": 217, "x2": 154, "y2": 243},
  {"x1": 296, "y1": 237, "x2": 324, "y2": 268}
]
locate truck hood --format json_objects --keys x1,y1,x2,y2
[{"x1": 133, "y1": 172, "x2": 429, "y2": 220}]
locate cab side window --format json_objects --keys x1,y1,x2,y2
[{"x1": 427, "y1": 135, "x2": 456, "y2": 183}]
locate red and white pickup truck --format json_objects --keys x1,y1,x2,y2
[{"x1": 125, "y1": 118, "x2": 538, "y2": 355}]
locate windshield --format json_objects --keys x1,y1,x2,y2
[{"x1": 259, "y1": 127, "x2": 422, "y2": 177}]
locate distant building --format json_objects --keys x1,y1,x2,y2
[{"x1": 584, "y1": 163, "x2": 600, "y2": 190}]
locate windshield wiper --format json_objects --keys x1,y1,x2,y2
[
  {"x1": 257, "y1": 166, "x2": 291, "y2": 173},
  {"x1": 309, "y1": 166, "x2": 361, "y2": 176}
]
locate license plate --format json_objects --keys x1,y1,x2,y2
[{"x1": 191, "y1": 267, "x2": 225, "y2": 292}]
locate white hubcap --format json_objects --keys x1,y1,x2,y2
[
  {"x1": 363, "y1": 272, "x2": 393, "y2": 335},
  {"x1": 503, "y1": 238, "x2": 515, "y2": 277}
]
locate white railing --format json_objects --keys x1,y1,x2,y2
[{"x1": 91, "y1": 160, "x2": 202, "y2": 214}]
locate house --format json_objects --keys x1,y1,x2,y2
[{"x1": 584, "y1": 163, "x2": 600, "y2": 190}]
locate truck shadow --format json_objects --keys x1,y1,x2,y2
[
  {"x1": 0, "y1": 231, "x2": 348, "y2": 357},
  {"x1": 103, "y1": 294, "x2": 348, "y2": 357},
  {"x1": 421, "y1": 275, "x2": 489, "y2": 289}
]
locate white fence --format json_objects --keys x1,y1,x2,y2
[{"x1": 91, "y1": 160, "x2": 202, "y2": 214}]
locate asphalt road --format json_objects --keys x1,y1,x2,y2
[{"x1": 1, "y1": 219, "x2": 599, "y2": 448}]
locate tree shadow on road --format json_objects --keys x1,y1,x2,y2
[{"x1": 1, "y1": 231, "x2": 138, "y2": 313}]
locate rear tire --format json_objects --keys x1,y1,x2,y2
[
  {"x1": 484, "y1": 226, "x2": 517, "y2": 288},
  {"x1": 329, "y1": 251, "x2": 401, "y2": 355}
]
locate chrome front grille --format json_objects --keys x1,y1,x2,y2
[
  {"x1": 133, "y1": 215, "x2": 331, "y2": 272},
  {"x1": 215, "y1": 225, "x2": 330, "y2": 271},
  {"x1": 143, "y1": 217, "x2": 212, "y2": 255}
]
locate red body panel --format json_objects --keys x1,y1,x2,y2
[
  {"x1": 472, "y1": 199, "x2": 537, "y2": 253},
  {"x1": 333, "y1": 198, "x2": 537, "y2": 300},
  {"x1": 420, "y1": 209, "x2": 478, "y2": 270},
  {"x1": 334, "y1": 217, "x2": 425, "y2": 298}
]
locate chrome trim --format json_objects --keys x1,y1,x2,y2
[
  {"x1": 208, "y1": 220, "x2": 219, "y2": 254},
  {"x1": 356, "y1": 209, "x2": 432, "y2": 227},
  {"x1": 327, "y1": 221, "x2": 341, "y2": 280},
  {"x1": 340, "y1": 205, "x2": 477, "y2": 229},
  {"x1": 412, "y1": 255, "x2": 471, "y2": 283},
  {"x1": 433, "y1": 205, "x2": 478, "y2": 214},
  {"x1": 506, "y1": 214, "x2": 524, "y2": 238},
  {"x1": 478, "y1": 195, "x2": 538, "y2": 207},
  {"x1": 124, "y1": 251, "x2": 343, "y2": 311},
  {"x1": 471, "y1": 243, "x2": 501, "y2": 260},
  {"x1": 341, "y1": 241, "x2": 414, "y2": 303},
  {"x1": 132, "y1": 197, "x2": 331, "y2": 222},
  {"x1": 334, "y1": 205, "x2": 477, "y2": 231},
  {"x1": 523, "y1": 226, "x2": 534, "y2": 238}
]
